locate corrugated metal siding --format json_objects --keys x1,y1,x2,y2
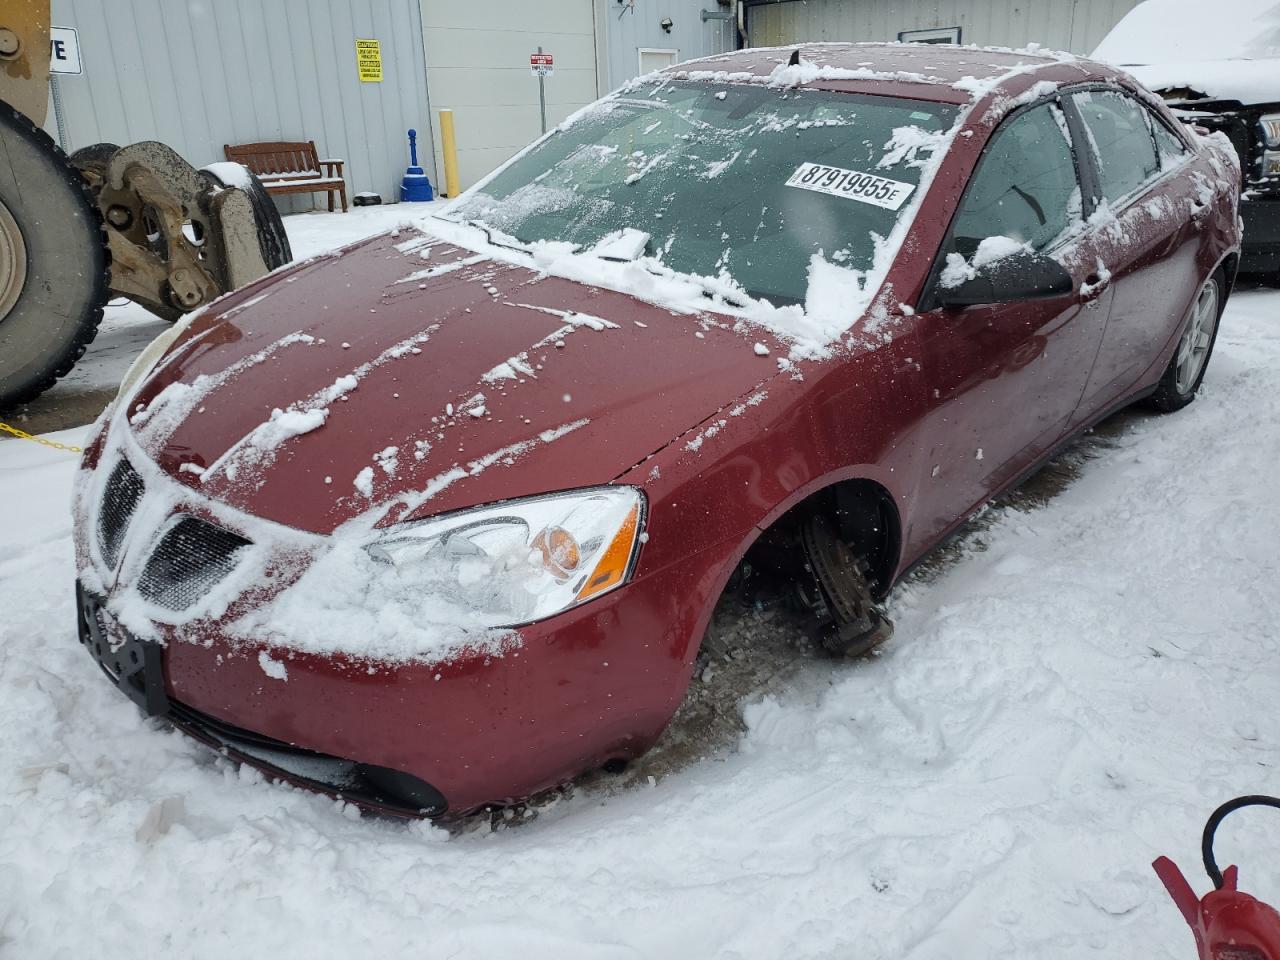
[
  {"x1": 745, "y1": 0, "x2": 1144, "y2": 55},
  {"x1": 600, "y1": 0, "x2": 738, "y2": 91},
  {"x1": 421, "y1": 0, "x2": 600, "y2": 192},
  {"x1": 48, "y1": 0, "x2": 436, "y2": 207}
]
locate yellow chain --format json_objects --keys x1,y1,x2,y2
[{"x1": 0, "y1": 420, "x2": 83, "y2": 454}]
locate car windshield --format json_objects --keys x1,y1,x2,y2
[{"x1": 447, "y1": 81, "x2": 957, "y2": 307}]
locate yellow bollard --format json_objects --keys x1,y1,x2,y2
[{"x1": 439, "y1": 109, "x2": 461, "y2": 198}]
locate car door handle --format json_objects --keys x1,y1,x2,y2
[{"x1": 1190, "y1": 198, "x2": 1211, "y2": 221}]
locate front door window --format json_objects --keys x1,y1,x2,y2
[{"x1": 947, "y1": 102, "x2": 1082, "y2": 258}]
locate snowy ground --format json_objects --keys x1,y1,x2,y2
[
  {"x1": 4, "y1": 202, "x2": 445, "y2": 433},
  {"x1": 1, "y1": 280, "x2": 1278, "y2": 956}
]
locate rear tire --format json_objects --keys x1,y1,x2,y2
[
  {"x1": 0, "y1": 101, "x2": 109, "y2": 410},
  {"x1": 1149, "y1": 270, "x2": 1224, "y2": 413},
  {"x1": 199, "y1": 164, "x2": 293, "y2": 271}
]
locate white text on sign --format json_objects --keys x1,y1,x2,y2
[{"x1": 530, "y1": 53, "x2": 554, "y2": 78}]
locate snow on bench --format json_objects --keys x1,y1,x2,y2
[{"x1": 223, "y1": 140, "x2": 349, "y2": 212}]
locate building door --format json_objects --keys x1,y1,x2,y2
[{"x1": 421, "y1": 0, "x2": 598, "y2": 194}]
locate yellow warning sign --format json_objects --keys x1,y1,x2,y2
[{"x1": 355, "y1": 39, "x2": 382, "y2": 82}]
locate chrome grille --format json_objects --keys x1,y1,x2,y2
[
  {"x1": 97, "y1": 458, "x2": 145, "y2": 568},
  {"x1": 137, "y1": 516, "x2": 252, "y2": 611}
]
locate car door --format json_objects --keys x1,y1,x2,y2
[
  {"x1": 1067, "y1": 87, "x2": 1206, "y2": 419},
  {"x1": 907, "y1": 97, "x2": 1114, "y2": 549}
]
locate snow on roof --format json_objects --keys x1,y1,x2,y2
[
  {"x1": 1093, "y1": 0, "x2": 1280, "y2": 65},
  {"x1": 670, "y1": 41, "x2": 1079, "y2": 93}
]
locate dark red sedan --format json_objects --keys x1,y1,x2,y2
[{"x1": 72, "y1": 43, "x2": 1241, "y2": 817}]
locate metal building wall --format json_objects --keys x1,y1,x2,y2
[
  {"x1": 745, "y1": 0, "x2": 1144, "y2": 55},
  {"x1": 47, "y1": 0, "x2": 436, "y2": 206},
  {"x1": 598, "y1": 0, "x2": 739, "y2": 92},
  {"x1": 420, "y1": 0, "x2": 599, "y2": 194}
]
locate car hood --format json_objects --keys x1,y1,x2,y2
[
  {"x1": 1122, "y1": 58, "x2": 1280, "y2": 107},
  {"x1": 126, "y1": 230, "x2": 782, "y2": 534}
]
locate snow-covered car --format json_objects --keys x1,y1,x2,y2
[
  {"x1": 73, "y1": 43, "x2": 1241, "y2": 818},
  {"x1": 1093, "y1": 0, "x2": 1280, "y2": 271}
]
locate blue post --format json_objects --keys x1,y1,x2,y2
[{"x1": 400, "y1": 128, "x2": 435, "y2": 202}]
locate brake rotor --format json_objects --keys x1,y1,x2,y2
[
  {"x1": 799, "y1": 513, "x2": 893, "y2": 657},
  {"x1": 0, "y1": 196, "x2": 26, "y2": 322}
]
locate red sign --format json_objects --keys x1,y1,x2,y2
[{"x1": 530, "y1": 53, "x2": 554, "y2": 77}]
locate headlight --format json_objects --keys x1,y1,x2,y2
[
  {"x1": 365, "y1": 486, "x2": 644, "y2": 627},
  {"x1": 1260, "y1": 114, "x2": 1280, "y2": 150}
]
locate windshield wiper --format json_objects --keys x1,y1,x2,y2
[{"x1": 434, "y1": 215, "x2": 531, "y2": 255}]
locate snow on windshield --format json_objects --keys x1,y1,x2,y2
[{"x1": 441, "y1": 79, "x2": 960, "y2": 359}]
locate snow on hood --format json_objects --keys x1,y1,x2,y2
[
  {"x1": 1093, "y1": 0, "x2": 1280, "y2": 67},
  {"x1": 123, "y1": 232, "x2": 784, "y2": 535},
  {"x1": 1123, "y1": 58, "x2": 1280, "y2": 104}
]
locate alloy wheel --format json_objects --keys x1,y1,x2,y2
[{"x1": 1174, "y1": 277, "x2": 1219, "y2": 395}]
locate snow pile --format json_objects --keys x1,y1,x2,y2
[
  {"x1": 1092, "y1": 0, "x2": 1280, "y2": 101},
  {"x1": 228, "y1": 418, "x2": 594, "y2": 659},
  {"x1": 939, "y1": 235, "x2": 1033, "y2": 288},
  {"x1": 1093, "y1": 0, "x2": 1280, "y2": 65},
  {"x1": 682, "y1": 60, "x2": 944, "y2": 89},
  {"x1": 228, "y1": 532, "x2": 521, "y2": 663},
  {"x1": 2, "y1": 289, "x2": 1278, "y2": 956},
  {"x1": 1125, "y1": 59, "x2": 1280, "y2": 105},
  {"x1": 201, "y1": 161, "x2": 256, "y2": 190},
  {"x1": 878, "y1": 125, "x2": 951, "y2": 169}
]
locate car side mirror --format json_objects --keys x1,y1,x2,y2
[{"x1": 936, "y1": 251, "x2": 1074, "y2": 309}]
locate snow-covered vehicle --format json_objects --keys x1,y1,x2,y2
[
  {"x1": 1093, "y1": 0, "x2": 1280, "y2": 272},
  {"x1": 72, "y1": 43, "x2": 1241, "y2": 818}
]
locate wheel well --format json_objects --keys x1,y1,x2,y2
[
  {"x1": 739, "y1": 478, "x2": 902, "y2": 601},
  {"x1": 1220, "y1": 254, "x2": 1239, "y2": 299}
]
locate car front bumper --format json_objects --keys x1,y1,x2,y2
[{"x1": 74, "y1": 532, "x2": 722, "y2": 816}]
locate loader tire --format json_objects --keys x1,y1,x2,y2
[
  {"x1": 0, "y1": 101, "x2": 110, "y2": 410},
  {"x1": 200, "y1": 164, "x2": 292, "y2": 271}
]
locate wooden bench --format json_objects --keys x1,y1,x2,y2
[{"x1": 223, "y1": 140, "x2": 348, "y2": 212}]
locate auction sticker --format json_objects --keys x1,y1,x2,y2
[{"x1": 785, "y1": 162, "x2": 915, "y2": 210}]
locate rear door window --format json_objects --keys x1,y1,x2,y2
[
  {"x1": 948, "y1": 101, "x2": 1082, "y2": 257},
  {"x1": 1072, "y1": 89, "x2": 1161, "y2": 205},
  {"x1": 1147, "y1": 109, "x2": 1191, "y2": 169}
]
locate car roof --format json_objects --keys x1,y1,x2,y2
[{"x1": 668, "y1": 41, "x2": 1112, "y2": 106}]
